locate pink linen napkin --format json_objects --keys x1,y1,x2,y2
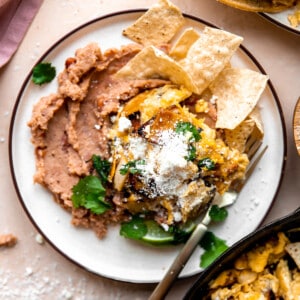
[{"x1": 0, "y1": 0, "x2": 43, "y2": 68}]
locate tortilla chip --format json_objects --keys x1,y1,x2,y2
[
  {"x1": 285, "y1": 242, "x2": 300, "y2": 269},
  {"x1": 248, "y1": 106, "x2": 264, "y2": 136},
  {"x1": 210, "y1": 67, "x2": 268, "y2": 130},
  {"x1": 169, "y1": 27, "x2": 200, "y2": 61},
  {"x1": 224, "y1": 119, "x2": 255, "y2": 152},
  {"x1": 180, "y1": 27, "x2": 243, "y2": 95},
  {"x1": 115, "y1": 45, "x2": 197, "y2": 92},
  {"x1": 122, "y1": 85, "x2": 192, "y2": 123},
  {"x1": 224, "y1": 107, "x2": 264, "y2": 152},
  {"x1": 122, "y1": 0, "x2": 185, "y2": 46}
]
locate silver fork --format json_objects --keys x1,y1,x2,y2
[{"x1": 149, "y1": 138, "x2": 268, "y2": 300}]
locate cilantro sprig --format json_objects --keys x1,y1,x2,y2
[
  {"x1": 199, "y1": 231, "x2": 228, "y2": 268},
  {"x1": 92, "y1": 155, "x2": 111, "y2": 183},
  {"x1": 120, "y1": 216, "x2": 148, "y2": 240},
  {"x1": 119, "y1": 159, "x2": 145, "y2": 175},
  {"x1": 198, "y1": 157, "x2": 215, "y2": 170},
  {"x1": 71, "y1": 175, "x2": 111, "y2": 214},
  {"x1": 32, "y1": 62, "x2": 56, "y2": 85},
  {"x1": 209, "y1": 205, "x2": 228, "y2": 222},
  {"x1": 175, "y1": 121, "x2": 201, "y2": 142},
  {"x1": 186, "y1": 144, "x2": 196, "y2": 161}
]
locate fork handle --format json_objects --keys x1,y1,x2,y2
[{"x1": 149, "y1": 223, "x2": 208, "y2": 300}]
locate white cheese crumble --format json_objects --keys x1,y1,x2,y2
[
  {"x1": 160, "y1": 223, "x2": 169, "y2": 231},
  {"x1": 129, "y1": 137, "x2": 147, "y2": 160},
  {"x1": 173, "y1": 211, "x2": 182, "y2": 222},
  {"x1": 118, "y1": 116, "x2": 132, "y2": 132},
  {"x1": 127, "y1": 129, "x2": 196, "y2": 198}
]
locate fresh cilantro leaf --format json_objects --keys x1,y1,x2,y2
[
  {"x1": 198, "y1": 157, "x2": 215, "y2": 170},
  {"x1": 199, "y1": 231, "x2": 228, "y2": 268},
  {"x1": 71, "y1": 175, "x2": 110, "y2": 214},
  {"x1": 209, "y1": 205, "x2": 228, "y2": 222},
  {"x1": 186, "y1": 144, "x2": 196, "y2": 161},
  {"x1": 120, "y1": 216, "x2": 147, "y2": 240},
  {"x1": 119, "y1": 160, "x2": 145, "y2": 175},
  {"x1": 169, "y1": 221, "x2": 195, "y2": 244},
  {"x1": 32, "y1": 62, "x2": 56, "y2": 85},
  {"x1": 92, "y1": 155, "x2": 111, "y2": 183},
  {"x1": 175, "y1": 121, "x2": 201, "y2": 142}
]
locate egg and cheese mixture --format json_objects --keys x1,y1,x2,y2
[{"x1": 108, "y1": 85, "x2": 249, "y2": 227}]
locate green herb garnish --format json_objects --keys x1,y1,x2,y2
[
  {"x1": 175, "y1": 121, "x2": 201, "y2": 142},
  {"x1": 119, "y1": 159, "x2": 145, "y2": 175},
  {"x1": 186, "y1": 144, "x2": 197, "y2": 161},
  {"x1": 32, "y1": 62, "x2": 56, "y2": 85},
  {"x1": 92, "y1": 155, "x2": 111, "y2": 183},
  {"x1": 71, "y1": 175, "x2": 110, "y2": 214},
  {"x1": 198, "y1": 157, "x2": 215, "y2": 170},
  {"x1": 169, "y1": 220, "x2": 196, "y2": 244},
  {"x1": 209, "y1": 205, "x2": 228, "y2": 222},
  {"x1": 199, "y1": 231, "x2": 228, "y2": 268},
  {"x1": 120, "y1": 216, "x2": 148, "y2": 240}
]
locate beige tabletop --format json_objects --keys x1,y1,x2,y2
[{"x1": 0, "y1": 0, "x2": 300, "y2": 299}]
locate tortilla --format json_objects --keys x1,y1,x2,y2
[
  {"x1": 115, "y1": 45, "x2": 198, "y2": 93},
  {"x1": 180, "y1": 27, "x2": 243, "y2": 95},
  {"x1": 224, "y1": 107, "x2": 264, "y2": 152},
  {"x1": 285, "y1": 242, "x2": 300, "y2": 269},
  {"x1": 122, "y1": 0, "x2": 185, "y2": 46},
  {"x1": 210, "y1": 67, "x2": 268, "y2": 130},
  {"x1": 224, "y1": 119, "x2": 255, "y2": 152},
  {"x1": 169, "y1": 27, "x2": 200, "y2": 61},
  {"x1": 248, "y1": 106, "x2": 264, "y2": 136}
]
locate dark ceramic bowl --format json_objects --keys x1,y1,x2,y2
[{"x1": 184, "y1": 208, "x2": 300, "y2": 299}]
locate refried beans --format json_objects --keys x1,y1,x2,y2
[{"x1": 28, "y1": 43, "x2": 172, "y2": 238}]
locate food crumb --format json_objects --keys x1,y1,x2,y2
[
  {"x1": 25, "y1": 267, "x2": 33, "y2": 277},
  {"x1": 0, "y1": 234, "x2": 17, "y2": 248},
  {"x1": 61, "y1": 289, "x2": 73, "y2": 299},
  {"x1": 35, "y1": 233, "x2": 45, "y2": 245}
]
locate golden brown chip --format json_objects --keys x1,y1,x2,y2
[
  {"x1": 224, "y1": 119, "x2": 256, "y2": 152},
  {"x1": 115, "y1": 45, "x2": 197, "y2": 92},
  {"x1": 210, "y1": 67, "x2": 268, "y2": 130},
  {"x1": 121, "y1": 84, "x2": 192, "y2": 123},
  {"x1": 169, "y1": 27, "x2": 200, "y2": 61},
  {"x1": 248, "y1": 106, "x2": 264, "y2": 136},
  {"x1": 224, "y1": 107, "x2": 264, "y2": 152},
  {"x1": 122, "y1": 0, "x2": 185, "y2": 46},
  {"x1": 180, "y1": 27, "x2": 243, "y2": 95}
]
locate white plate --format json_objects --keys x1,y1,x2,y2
[
  {"x1": 9, "y1": 11, "x2": 286, "y2": 283},
  {"x1": 260, "y1": 8, "x2": 300, "y2": 34}
]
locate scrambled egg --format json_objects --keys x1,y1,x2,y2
[{"x1": 208, "y1": 232, "x2": 300, "y2": 300}]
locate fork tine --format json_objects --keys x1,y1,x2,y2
[
  {"x1": 247, "y1": 139, "x2": 263, "y2": 160},
  {"x1": 233, "y1": 142, "x2": 267, "y2": 192},
  {"x1": 246, "y1": 144, "x2": 268, "y2": 177}
]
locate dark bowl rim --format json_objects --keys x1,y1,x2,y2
[{"x1": 184, "y1": 208, "x2": 300, "y2": 299}]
